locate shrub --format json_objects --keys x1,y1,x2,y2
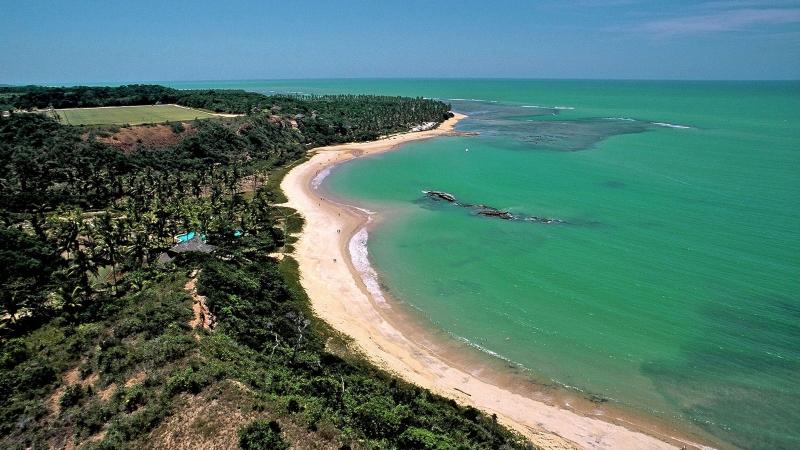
[
  {"x1": 166, "y1": 367, "x2": 211, "y2": 396},
  {"x1": 120, "y1": 385, "x2": 146, "y2": 413},
  {"x1": 140, "y1": 334, "x2": 196, "y2": 366},
  {"x1": 107, "y1": 402, "x2": 171, "y2": 442},
  {"x1": 170, "y1": 121, "x2": 185, "y2": 134},
  {"x1": 87, "y1": 430, "x2": 126, "y2": 450},
  {"x1": 59, "y1": 384, "x2": 86, "y2": 409},
  {"x1": 238, "y1": 419, "x2": 290, "y2": 450},
  {"x1": 75, "y1": 400, "x2": 113, "y2": 435},
  {"x1": 0, "y1": 338, "x2": 30, "y2": 370},
  {"x1": 397, "y1": 427, "x2": 457, "y2": 450},
  {"x1": 96, "y1": 345, "x2": 131, "y2": 378},
  {"x1": 15, "y1": 358, "x2": 57, "y2": 392},
  {"x1": 351, "y1": 396, "x2": 407, "y2": 439}
]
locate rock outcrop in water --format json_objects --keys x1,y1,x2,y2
[
  {"x1": 422, "y1": 191, "x2": 564, "y2": 224},
  {"x1": 425, "y1": 191, "x2": 458, "y2": 203}
]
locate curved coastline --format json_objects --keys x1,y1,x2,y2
[{"x1": 280, "y1": 114, "x2": 708, "y2": 450}]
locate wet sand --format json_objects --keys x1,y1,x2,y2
[{"x1": 280, "y1": 114, "x2": 707, "y2": 450}]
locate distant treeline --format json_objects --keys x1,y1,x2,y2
[
  {"x1": 1, "y1": 84, "x2": 452, "y2": 144},
  {"x1": 0, "y1": 84, "x2": 180, "y2": 110}
]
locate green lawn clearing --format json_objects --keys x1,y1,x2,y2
[{"x1": 48, "y1": 104, "x2": 218, "y2": 125}]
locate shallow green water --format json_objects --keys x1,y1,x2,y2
[{"x1": 176, "y1": 79, "x2": 800, "y2": 449}]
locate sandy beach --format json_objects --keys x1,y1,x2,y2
[{"x1": 281, "y1": 114, "x2": 705, "y2": 450}]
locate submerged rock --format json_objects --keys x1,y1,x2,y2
[
  {"x1": 422, "y1": 191, "x2": 563, "y2": 224},
  {"x1": 476, "y1": 209, "x2": 515, "y2": 220},
  {"x1": 423, "y1": 190, "x2": 458, "y2": 202}
]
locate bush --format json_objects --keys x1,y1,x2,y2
[
  {"x1": 0, "y1": 338, "x2": 30, "y2": 370},
  {"x1": 397, "y1": 427, "x2": 457, "y2": 450},
  {"x1": 106, "y1": 402, "x2": 171, "y2": 442},
  {"x1": 351, "y1": 396, "x2": 408, "y2": 439},
  {"x1": 14, "y1": 358, "x2": 57, "y2": 393},
  {"x1": 140, "y1": 333, "x2": 196, "y2": 366},
  {"x1": 96, "y1": 345, "x2": 131, "y2": 378},
  {"x1": 169, "y1": 121, "x2": 185, "y2": 134},
  {"x1": 59, "y1": 384, "x2": 86, "y2": 409},
  {"x1": 238, "y1": 419, "x2": 290, "y2": 450},
  {"x1": 75, "y1": 400, "x2": 113, "y2": 435},
  {"x1": 166, "y1": 367, "x2": 211, "y2": 396},
  {"x1": 120, "y1": 385, "x2": 146, "y2": 413}
]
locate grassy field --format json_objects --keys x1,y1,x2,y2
[{"x1": 47, "y1": 104, "x2": 218, "y2": 125}]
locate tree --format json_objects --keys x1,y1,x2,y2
[
  {"x1": 50, "y1": 280, "x2": 85, "y2": 317},
  {"x1": 0, "y1": 279, "x2": 33, "y2": 330},
  {"x1": 67, "y1": 245, "x2": 100, "y2": 295},
  {"x1": 125, "y1": 224, "x2": 151, "y2": 269},
  {"x1": 94, "y1": 212, "x2": 127, "y2": 294},
  {"x1": 49, "y1": 209, "x2": 83, "y2": 259},
  {"x1": 0, "y1": 225, "x2": 61, "y2": 328},
  {"x1": 238, "y1": 419, "x2": 289, "y2": 450}
]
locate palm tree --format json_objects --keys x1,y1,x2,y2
[
  {"x1": 94, "y1": 212, "x2": 127, "y2": 294},
  {"x1": 67, "y1": 244, "x2": 100, "y2": 295},
  {"x1": 51, "y1": 208, "x2": 83, "y2": 259},
  {"x1": 50, "y1": 281, "x2": 85, "y2": 317},
  {"x1": 197, "y1": 201, "x2": 212, "y2": 237},
  {"x1": 126, "y1": 224, "x2": 151, "y2": 268},
  {"x1": 1, "y1": 280, "x2": 31, "y2": 330}
]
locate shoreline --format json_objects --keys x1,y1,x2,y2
[{"x1": 280, "y1": 114, "x2": 711, "y2": 450}]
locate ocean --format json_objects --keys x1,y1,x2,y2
[{"x1": 169, "y1": 79, "x2": 800, "y2": 450}]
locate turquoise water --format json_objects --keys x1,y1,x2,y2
[
  {"x1": 175, "y1": 231, "x2": 219, "y2": 243},
  {"x1": 175, "y1": 231, "x2": 195, "y2": 243},
  {"x1": 174, "y1": 80, "x2": 799, "y2": 449}
]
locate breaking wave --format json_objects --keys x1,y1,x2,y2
[
  {"x1": 348, "y1": 225, "x2": 388, "y2": 307},
  {"x1": 653, "y1": 122, "x2": 691, "y2": 129},
  {"x1": 311, "y1": 166, "x2": 333, "y2": 189}
]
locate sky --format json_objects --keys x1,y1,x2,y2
[{"x1": 1, "y1": 0, "x2": 799, "y2": 83}]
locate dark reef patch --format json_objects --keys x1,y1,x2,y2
[
  {"x1": 450, "y1": 100, "x2": 652, "y2": 152},
  {"x1": 602, "y1": 181, "x2": 627, "y2": 189}
]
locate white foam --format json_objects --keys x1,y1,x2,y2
[
  {"x1": 311, "y1": 166, "x2": 332, "y2": 189},
  {"x1": 520, "y1": 105, "x2": 574, "y2": 110},
  {"x1": 448, "y1": 98, "x2": 498, "y2": 103},
  {"x1": 352, "y1": 205, "x2": 377, "y2": 216},
  {"x1": 349, "y1": 226, "x2": 388, "y2": 307},
  {"x1": 653, "y1": 122, "x2": 691, "y2": 129},
  {"x1": 604, "y1": 117, "x2": 637, "y2": 121},
  {"x1": 455, "y1": 336, "x2": 518, "y2": 364}
]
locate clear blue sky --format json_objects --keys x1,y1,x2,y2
[{"x1": 2, "y1": 0, "x2": 798, "y2": 83}]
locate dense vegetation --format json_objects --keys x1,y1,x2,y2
[
  {"x1": 1, "y1": 84, "x2": 452, "y2": 143},
  {"x1": 0, "y1": 89, "x2": 532, "y2": 449},
  {"x1": 0, "y1": 84, "x2": 180, "y2": 110}
]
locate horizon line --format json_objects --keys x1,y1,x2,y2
[{"x1": 2, "y1": 77, "x2": 800, "y2": 87}]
